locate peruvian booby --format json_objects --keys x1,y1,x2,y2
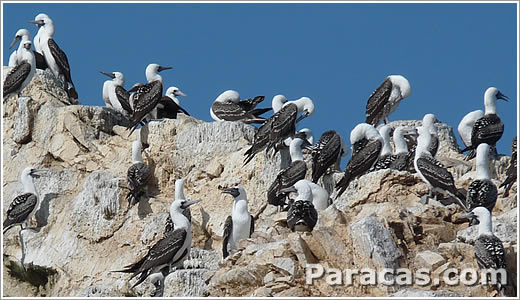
[
  {"x1": 309, "y1": 130, "x2": 343, "y2": 183},
  {"x1": 127, "y1": 140, "x2": 150, "y2": 206},
  {"x1": 242, "y1": 95, "x2": 289, "y2": 165},
  {"x1": 336, "y1": 123, "x2": 383, "y2": 199},
  {"x1": 499, "y1": 136, "x2": 517, "y2": 197},
  {"x1": 373, "y1": 126, "x2": 415, "y2": 172},
  {"x1": 114, "y1": 181, "x2": 199, "y2": 289},
  {"x1": 370, "y1": 125, "x2": 393, "y2": 172},
  {"x1": 127, "y1": 63, "x2": 171, "y2": 135},
  {"x1": 458, "y1": 110, "x2": 484, "y2": 160},
  {"x1": 464, "y1": 207, "x2": 508, "y2": 296},
  {"x1": 157, "y1": 86, "x2": 189, "y2": 119},
  {"x1": 3, "y1": 167, "x2": 41, "y2": 233},
  {"x1": 221, "y1": 186, "x2": 254, "y2": 258},
  {"x1": 267, "y1": 132, "x2": 308, "y2": 207},
  {"x1": 460, "y1": 87, "x2": 508, "y2": 158},
  {"x1": 282, "y1": 180, "x2": 318, "y2": 232},
  {"x1": 3, "y1": 41, "x2": 36, "y2": 98},
  {"x1": 210, "y1": 90, "x2": 271, "y2": 124},
  {"x1": 100, "y1": 71, "x2": 132, "y2": 115},
  {"x1": 467, "y1": 143, "x2": 497, "y2": 214},
  {"x1": 29, "y1": 13, "x2": 78, "y2": 99},
  {"x1": 365, "y1": 75, "x2": 411, "y2": 126},
  {"x1": 414, "y1": 126, "x2": 467, "y2": 209}
]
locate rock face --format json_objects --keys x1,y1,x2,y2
[{"x1": 2, "y1": 68, "x2": 517, "y2": 297}]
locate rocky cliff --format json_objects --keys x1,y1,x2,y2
[{"x1": 2, "y1": 67, "x2": 517, "y2": 297}]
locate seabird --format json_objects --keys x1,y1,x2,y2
[
  {"x1": 156, "y1": 86, "x2": 189, "y2": 119},
  {"x1": 100, "y1": 71, "x2": 132, "y2": 115},
  {"x1": 267, "y1": 132, "x2": 308, "y2": 207},
  {"x1": 336, "y1": 123, "x2": 383, "y2": 199},
  {"x1": 127, "y1": 140, "x2": 150, "y2": 206},
  {"x1": 365, "y1": 75, "x2": 411, "y2": 126},
  {"x1": 460, "y1": 87, "x2": 509, "y2": 158},
  {"x1": 414, "y1": 126, "x2": 467, "y2": 209},
  {"x1": 309, "y1": 130, "x2": 343, "y2": 183},
  {"x1": 244, "y1": 96, "x2": 315, "y2": 164},
  {"x1": 3, "y1": 41, "x2": 36, "y2": 98},
  {"x1": 3, "y1": 167, "x2": 41, "y2": 233},
  {"x1": 282, "y1": 180, "x2": 318, "y2": 232},
  {"x1": 499, "y1": 136, "x2": 517, "y2": 197},
  {"x1": 210, "y1": 90, "x2": 271, "y2": 124},
  {"x1": 467, "y1": 143, "x2": 497, "y2": 215},
  {"x1": 114, "y1": 180, "x2": 199, "y2": 289},
  {"x1": 373, "y1": 126, "x2": 416, "y2": 172},
  {"x1": 221, "y1": 186, "x2": 254, "y2": 258},
  {"x1": 370, "y1": 125, "x2": 393, "y2": 172},
  {"x1": 127, "y1": 63, "x2": 172, "y2": 135},
  {"x1": 29, "y1": 13, "x2": 78, "y2": 99},
  {"x1": 464, "y1": 207, "x2": 508, "y2": 296}
]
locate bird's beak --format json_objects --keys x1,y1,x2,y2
[
  {"x1": 29, "y1": 169, "x2": 42, "y2": 178},
  {"x1": 461, "y1": 211, "x2": 476, "y2": 222},
  {"x1": 180, "y1": 200, "x2": 201, "y2": 210},
  {"x1": 9, "y1": 36, "x2": 21, "y2": 49},
  {"x1": 496, "y1": 91, "x2": 509, "y2": 102},
  {"x1": 158, "y1": 66, "x2": 172, "y2": 72},
  {"x1": 280, "y1": 186, "x2": 297, "y2": 194},
  {"x1": 221, "y1": 187, "x2": 239, "y2": 198},
  {"x1": 294, "y1": 132, "x2": 307, "y2": 140},
  {"x1": 100, "y1": 72, "x2": 116, "y2": 79},
  {"x1": 176, "y1": 90, "x2": 187, "y2": 97},
  {"x1": 28, "y1": 20, "x2": 44, "y2": 26},
  {"x1": 296, "y1": 111, "x2": 309, "y2": 123},
  {"x1": 404, "y1": 127, "x2": 418, "y2": 137}
]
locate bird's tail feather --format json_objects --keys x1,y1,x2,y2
[
  {"x1": 243, "y1": 146, "x2": 256, "y2": 165},
  {"x1": 250, "y1": 107, "x2": 272, "y2": 117},
  {"x1": 2, "y1": 222, "x2": 15, "y2": 234},
  {"x1": 67, "y1": 85, "x2": 79, "y2": 100},
  {"x1": 335, "y1": 173, "x2": 351, "y2": 199},
  {"x1": 463, "y1": 149, "x2": 476, "y2": 161}
]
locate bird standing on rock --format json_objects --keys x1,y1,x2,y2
[
  {"x1": 3, "y1": 41, "x2": 36, "y2": 99},
  {"x1": 221, "y1": 186, "x2": 254, "y2": 258}
]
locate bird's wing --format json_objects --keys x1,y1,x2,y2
[
  {"x1": 416, "y1": 155, "x2": 457, "y2": 193},
  {"x1": 249, "y1": 215, "x2": 255, "y2": 237},
  {"x1": 312, "y1": 131, "x2": 341, "y2": 182},
  {"x1": 211, "y1": 101, "x2": 247, "y2": 121},
  {"x1": 3, "y1": 62, "x2": 31, "y2": 96},
  {"x1": 137, "y1": 228, "x2": 188, "y2": 274},
  {"x1": 47, "y1": 38, "x2": 73, "y2": 84},
  {"x1": 269, "y1": 103, "x2": 298, "y2": 144},
  {"x1": 3, "y1": 193, "x2": 38, "y2": 228},
  {"x1": 222, "y1": 216, "x2": 233, "y2": 258},
  {"x1": 365, "y1": 78, "x2": 392, "y2": 126},
  {"x1": 238, "y1": 96, "x2": 265, "y2": 111},
  {"x1": 115, "y1": 85, "x2": 132, "y2": 114}
]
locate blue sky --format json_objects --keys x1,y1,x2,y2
[{"x1": 2, "y1": 2, "x2": 518, "y2": 159}]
